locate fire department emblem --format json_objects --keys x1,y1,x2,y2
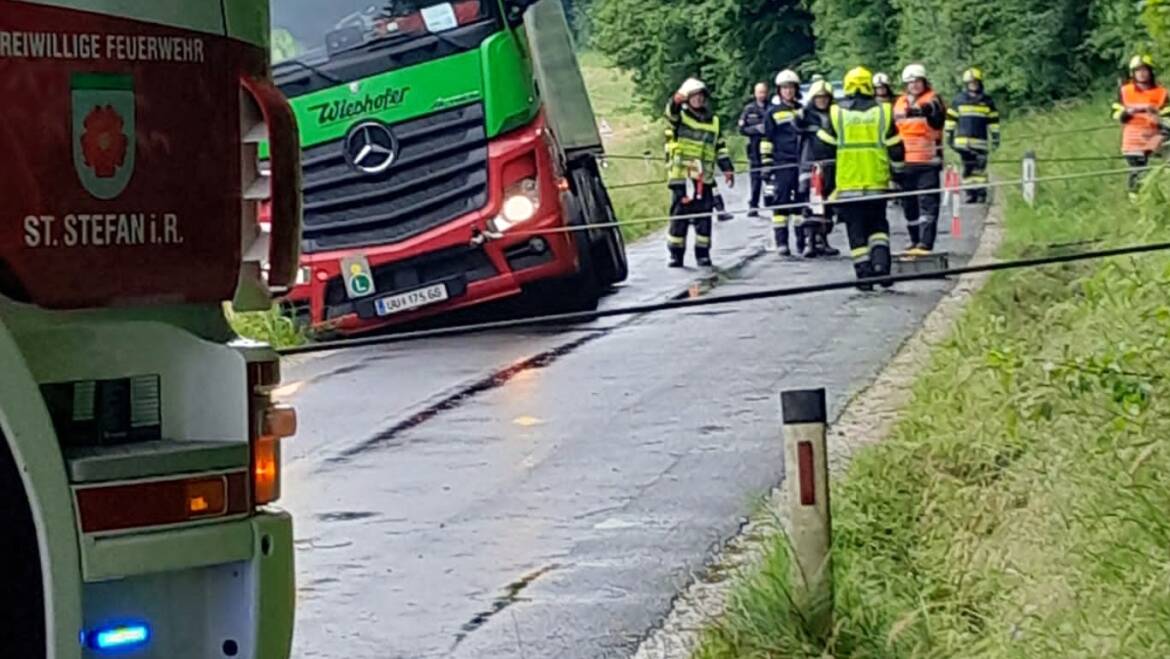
[{"x1": 72, "y1": 73, "x2": 136, "y2": 200}]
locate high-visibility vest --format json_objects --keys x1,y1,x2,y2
[
  {"x1": 894, "y1": 90, "x2": 942, "y2": 165},
  {"x1": 1119, "y1": 82, "x2": 1168, "y2": 156},
  {"x1": 667, "y1": 110, "x2": 721, "y2": 185},
  {"x1": 829, "y1": 103, "x2": 896, "y2": 193}
]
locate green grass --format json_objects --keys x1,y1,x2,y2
[
  {"x1": 226, "y1": 304, "x2": 307, "y2": 349},
  {"x1": 579, "y1": 51, "x2": 672, "y2": 242},
  {"x1": 694, "y1": 101, "x2": 1170, "y2": 658}
]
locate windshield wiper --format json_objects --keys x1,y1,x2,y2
[
  {"x1": 328, "y1": 23, "x2": 470, "y2": 62},
  {"x1": 273, "y1": 57, "x2": 342, "y2": 85}
]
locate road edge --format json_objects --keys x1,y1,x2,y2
[{"x1": 630, "y1": 198, "x2": 1007, "y2": 659}]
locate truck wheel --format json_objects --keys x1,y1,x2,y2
[
  {"x1": 0, "y1": 433, "x2": 45, "y2": 658},
  {"x1": 571, "y1": 167, "x2": 628, "y2": 287},
  {"x1": 589, "y1": 175, "x2": 629, "y2": 285},
  {"x1": 529, "y1": 192, "x2": 601, "y2": 315}
]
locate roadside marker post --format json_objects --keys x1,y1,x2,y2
[
  {"x1": 780, "y1": 388, "x2": 833, "y2": 636},
  {"x1": 946, "y1": 167, "x2": 962, "y2": 237},
  {"x1": 1022, "y1": 150, "x2": 1037, "y2": 207}
]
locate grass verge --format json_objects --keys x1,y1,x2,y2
[
  {"x1": 694, "y1": 100, "x2": 1170, "y2": 658},
  {"x1": 579, "y1": 50, "x2": 671, "y2": 243}
]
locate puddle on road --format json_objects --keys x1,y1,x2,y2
[{"x1": 451, "y1": 564, "x2": 560, "y2": 649}]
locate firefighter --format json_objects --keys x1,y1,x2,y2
[
  {"x1": 946, "y1": 67, "x2": 1000, "y2": 203},
  {"x1": 814, "y1": 66, "x2": 905, "y2": 289},
  {"x1": 799, "y1": 79, "x2": 841, "y2": 258},
  {"x1": 873, "y1": 72, "x2": 894, "y2": 103},
  {"x1": 664, "y1": 77, "x2": 735, "y2": 268},
  {"x1": 893, "y1": 63, "x2": 946, "y2": 254},
  {"x1": 739, "y1": 82, "x2": 770, "y2": 217},
  {"x1": 1112, "y1": 54, "x2": 1170, "y2": 198},
  {"x1": 763, "y1": 69, "x2": 805, "y2": 256},
  {"x1": 667, "y1": 126, "x2": 733, "y2": 223}
]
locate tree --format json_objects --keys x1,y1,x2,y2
[
  {"x1": 809, "y1": 0, "x2": 898, "y2": 77},
  {"x1": 591, "y1": 0, "x2": 814, "y2": 121}
]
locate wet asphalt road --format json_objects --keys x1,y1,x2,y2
[{"x1": 278, "y1": 198, "x2": 988, "y2": 658}]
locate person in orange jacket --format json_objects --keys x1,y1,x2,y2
[
  {"x1": 893, "y1": 63, "x2": 946, "y2": 254},
  {"x1": 1112, "y1": 55, "x2": 1170, "y2": 198}
]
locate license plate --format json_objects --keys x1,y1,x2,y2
[{"x1": 374, "y1": 283, "x2": 449, "y2": 316}]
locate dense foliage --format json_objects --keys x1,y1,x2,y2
[
  {"x1": 586, "y1": 0, "x2": 1170, "y2": 119},
  {"x1": 588, "y1": 0, "x2": 814, "y2": 122}
]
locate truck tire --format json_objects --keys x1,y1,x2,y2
[
  {"x1": 556, "y1": 192, "x2": 603, "y2": 313},
  {"x1": 0, "y1": 433, "x2": 45, "y2": 658},
  {"x1": 570, "y1": 166, "x2": 628, "y2": 287},
  {"x1": 520, "y1": 191, "x2": 601, "y2": 315}
]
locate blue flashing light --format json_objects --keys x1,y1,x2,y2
[{"x1": 84, "y1": 623, "x2": 150, "y2": 652}]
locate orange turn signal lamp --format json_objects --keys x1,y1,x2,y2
[{"x1": 253, "y1": 404, "x2": 296, "y2": 506}]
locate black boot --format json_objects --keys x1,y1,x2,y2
[
  {"x1": 774, "y1": 226, "x2": 790, "y2": 256},
  {"x1": 920, "y1": 218, "x2": 938, "y2": 252},
  {"x1": 801, "y1": 225, "x2": 818, "y2": 258},
  {"x1": 819, "y1": 230, "x2": 840, "y2": 257},
  {"x1": 871, "y1": 244, "x2": 893, "y2": 288},
  {"x1": 906, "y1": 221, "x2": 921, "y2": 250},
  {"x1": 794, "y1": 223, "x2": 807, "y2": 256},
  {"x1": 853, "y1": 261, "x2": 875, "y2": 291},
  {"x1": 668, "y1": 247, "x2": 685, "y2": 268}
]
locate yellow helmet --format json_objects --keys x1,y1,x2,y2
[
  {"x1": 844, "y1": 66, "x2": 875, "y2": 96},
  {"x1": 808, "y1": 80, "x2": 834, "y2": 98},
  {"x1": 962, "y1": 67, "x2": 984, "y2": 83},
  {"x1": 1130, "y1": 54, "x2": 1155, "y2": 73}
]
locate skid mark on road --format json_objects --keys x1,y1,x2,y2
[
  {"x1": 451, "y1": 564, "x2": 560, "y2": 650},
  {"x1": 322, "y1": 247, "x2": 773, "y2": 466},
  {"x1": 328, "y1": 332, "x2": 610, "y2": 463}
]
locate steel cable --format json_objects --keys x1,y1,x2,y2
[
  {"x1": 279, "y1": 239, "x2": 1170, "y2": 356},
  {"x1": 506, "y1": 164, "x2": 1148, "y2": 238}
]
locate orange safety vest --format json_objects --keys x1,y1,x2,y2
[
  {"x1": 1120, "y1": 82, "x2": 1168, "y2": 156},
  {"x1": 894, "y1": 90, "x2": 943, "y2": 165}
]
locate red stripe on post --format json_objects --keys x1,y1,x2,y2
[{"x1": 797, "y1": 441, "x2": 815, "y2": 506}]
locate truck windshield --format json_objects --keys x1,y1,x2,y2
[{"x1": 271, "y1": 0, "x2": 495, "y2": 65}]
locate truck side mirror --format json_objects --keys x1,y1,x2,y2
[{"x1": 503, "y1": 0, "x2": 539, "y2": 27}]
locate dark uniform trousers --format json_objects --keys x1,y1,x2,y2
[
  {"x1": 770, "y1": 166, "x2": 800, "y2": 248},
  {"x1": 667, "y1": 186, "x2": 714, "y2": 261},
  {"x1": 1127, "y1": 154, "x2": 1151, "y2": 192},
  {"x1": 899, "y1": 165, "x2": 942, "y2": 249},
  {"x1": 836, "y1": 197, "x2": 891, "y2": 281},
  {"x1": 959, "y1": 150, "x2": 989, "y2": 200}
]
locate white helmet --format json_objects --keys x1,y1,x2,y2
[
  {"x1": 775, "y1": 69, "x2": 801, "y2": 86},
  {"x1": 901, "y1": 63, "x2": 927, "y2": 83},
  {"x1": 677, "y1": 77, "x2": 708, "y2": 99},
  {"x1": 873, "y1": 72, "x2": 892, "y2": 88}
]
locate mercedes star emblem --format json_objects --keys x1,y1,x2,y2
[{"x1": 344, "y1": 121, "x2": 398, "y2": 174}]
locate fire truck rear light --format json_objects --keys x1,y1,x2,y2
[
  {"x1": 262, "y1": 405, "x2": 297, "y2": 439},
  {"x1": 76, "y1": 473, "x2": 248, "y2": 533},
  {"x1": 185, "y1": 477, "x2": 227, "y2": 517},
  {"x1": 253, "y1": 437, "x2": 281, "y2": 506}
]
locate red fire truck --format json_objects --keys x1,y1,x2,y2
[{"x1": 0, "y1": 1, "x2": 301, "y2": 657}]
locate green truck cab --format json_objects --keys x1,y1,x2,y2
[{"x1": 270, "y1": 0, "x2": 627, "y2": 333}]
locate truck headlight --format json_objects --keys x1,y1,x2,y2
[{"x1": 491, "y1": 178, "x2": 541, "y2": 233}]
